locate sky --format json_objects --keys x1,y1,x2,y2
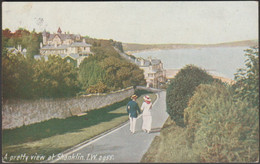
[{"x1": 2, "y1": 1, "x2": 258, "y2": 44}]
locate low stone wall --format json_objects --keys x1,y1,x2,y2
[{"x1": 2, "y1": 87, "x2": 134, "y2": 130}]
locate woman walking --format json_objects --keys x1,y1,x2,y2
[{"x1": 141, "y1": 95, "x2": 152, "y2": 133}]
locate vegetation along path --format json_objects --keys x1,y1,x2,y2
[{"x1": 51, "y1": 91, "x2": 168, "y2": 163}]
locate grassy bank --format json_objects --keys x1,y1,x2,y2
[
  {"x1": 141, "y1": 117, "x2": 199, "y2": 163},
  {"x1": 2, "y1": 91, "x2": 157, "y2": 163}
]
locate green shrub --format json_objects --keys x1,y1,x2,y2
[
  {"x1": 184, "y1": 83, "x2": 259, "y2": 162},
  {"x1": 166, "y1": 65, "x2": 217, "y2": 126},
  {"x1": 233, "y1": 47, "x2": 259, "y2": 107},
  {"x1": 2, "y1": 52, "x2": 79, "y2": 99},
  {"x1": 86, "y1": 81, "x2": 108, "y2": 93}
]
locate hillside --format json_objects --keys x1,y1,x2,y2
[{"x1": 123, "y1": 40, "x2": 258, "y2": 53}]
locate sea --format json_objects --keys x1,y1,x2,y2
[{"x1": 132, "y1": 46, "x2": 251, "y2": 80}]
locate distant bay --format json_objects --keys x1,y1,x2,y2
[{"x1": 133, "y1": 46, "x2": 250, "y2": 79}]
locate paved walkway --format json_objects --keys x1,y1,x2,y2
[{"x1": 52, "y1": 91, "x2": 168, "y2": 163}]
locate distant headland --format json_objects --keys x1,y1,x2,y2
[{"x1": 123, "y1": 39, "x2": 258, "y2": 53}]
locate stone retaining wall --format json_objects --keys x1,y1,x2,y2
[{"x1": 2, "y1": 87, "x2": 134, "y2": 129}]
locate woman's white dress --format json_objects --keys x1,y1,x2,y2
[{"x1": 141, "y1": 102, "x2": 152, "y2": 132}]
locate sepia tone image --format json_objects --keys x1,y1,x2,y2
[{"x1": 1, "y1": 1, "x2": 259, "y2": 163}]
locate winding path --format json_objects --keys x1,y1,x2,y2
[{"x1": 51, "y1": 91, "x2": 168, "y2": 163}]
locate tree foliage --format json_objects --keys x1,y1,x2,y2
[
  {"x1": 2, "y1": 50, "x2": 34, "y2": 99},
  {"x1": 2, "y1": 28, "x2": 42, "y2": 58},
  {"x1": 79, "y1": 55, "x2": 107, "y2": 91},
  {"x1": 2, "y1": 51, "x2": 80, "y2": 99},
  {"x1": 32, "y1": 56, "x2": 80, "y2": 98},
  {"x1": 87, "y1": 81, "x2": 108, "y2": 94},
  {"x1": 233, "y1": 46, "x2": 259, "y2": 107},
  {"x1": 79, "y1": 43, "x2": 146, "y2": 93},
  {"x1": 184, "y1": 83, "x2": 259, "y2": 162},
  {"x1": 166, "y1": 65, "x2": 219, "y2": 126}
]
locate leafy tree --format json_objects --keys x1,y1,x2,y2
[
  {"x1": 80, "y1": 45, "x2": 145, "y2": 93},
  {"x1": 101, "y1": 56, "x2": 146, "y2": 89},
  {"x1": 32, "y1": 55, "x2": 80, "y2": 98},
  {"x1": 78, "y1": 56, "x2": 107, "y2": 91},
  {"x1": 2, "y1": 28, "x2": 42, "y2": 58},
  {"x1": 166, "y1": 65, "x2": 219, "y2": 126},
  {"x1": 2, "y1": 50, "x2": 80, "y2": 100},
  {"x1": 2, "y1": 28, "x2": 13, "y2": 38},
  {"x1": 2, "y1": 51, "x2": 34, "y2": 99},
  {"x1": 233, "y1": 46, "x2": 259, "y2": 107},
  {"x1": 2, "y1": 28, "x2": 13, "y2": 47}
]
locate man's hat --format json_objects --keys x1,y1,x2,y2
[
  {"x1": 143, "y1": 95, "x2": 151, "y2": 102},
  {"x1": 131, "y1": 94, "x2": 138, "y2": 99}
]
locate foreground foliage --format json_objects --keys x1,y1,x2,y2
[
  {"x1": 184, "y1": 83, "x2": 259, "y2": 162},
  {"x1": 233, "y1": 46, "x2": 259, "y2": 107},
  {"x1": 147, "y1": 47, "x2": 259, "y2": 163},
  {"x1": 166, "y1": 65, "x2": 218, "y2": 126}
]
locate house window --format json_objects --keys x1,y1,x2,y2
[{"x1": 67, "y1": 59, "x2": 70, "y2": 63}]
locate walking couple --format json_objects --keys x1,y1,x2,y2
[{"x1": 126, "y1": 94, "x2": 153, "y2": 134}]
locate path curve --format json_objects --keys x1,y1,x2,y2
[{"x1": 51, "y1": 91, "x2": 168, "y2": 163}]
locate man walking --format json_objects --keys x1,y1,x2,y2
[{"x1": 126, "y1": 94, "x2": 141, "y2": 134}]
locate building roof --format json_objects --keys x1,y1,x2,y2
[
  {"x1": 41, "y1": 42, "x2": 92, "y2": 51},
  {"x1": 69, "y1": 53, "x2": 80, "y2": 59},
  {"x1": 57, "y1": 27, "x2": 62, "y2": 33},
  {"x1": 135, "y1": 59, "x2": 151, "y2": 67},
  {"x1": 6, "y1": 47, "x2": 16, "y2": 50},
  {"x1": 148, "y1": 70, "x2": 157, "y2": 73},
  {"x1": 6, "y1": 47, "x2": 19, "y2": 54},
  {"x1": 57, "y1": 44, "x2": 69, "y2": 49},
  {"x1": 136, "y1": 58, "x2": 162, "y2": 67},
  {"x1": 59, "y1": 54, "x2": 67, "y2": 58},
  {"x1": 34, "y1": 55, "x2": 48, "y2": 60},
  {"x1": 150, "y1": 59, "x2": 161, "y2": 65},
  {"x1": 70, "y1": 42, "x2": 92, "y2": 47},
  {"x1": 41, "y1": 44, "x2": 68, "y2": 50},
  {"x1": 41, "y1": 45, "x2": 55, "y2": 50},
  {"x1": 47, "y1": 33, "x2": 77, "y2": 42}
]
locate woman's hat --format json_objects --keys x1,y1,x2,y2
[
  {"x1": 143, "y1": 95, "x2": 151, "y2": 101},
  {"x1": 131, "y1": 94, "x2": 138, "y2": 99}
]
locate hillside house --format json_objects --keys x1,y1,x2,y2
[
  {"x1": 135, "y1": 57, "x2": 166, "y2": 88},
  {"x1": 6, "y1": 45, "x2": 27, "y2": 56},
  {"x1": 39, "y1": 27, "x2": 93, "y2": 67}
]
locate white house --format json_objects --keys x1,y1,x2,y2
[{"x1": 135, "y1": 57, "x2": 166, "y2": 88}]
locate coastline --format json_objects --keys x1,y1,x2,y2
[
  {"x1": 123, "y1": 40, "x2": 258, "y2": 54},
  {"x1": 125, "y1": 45, "x2": 254, "y2": 55}
]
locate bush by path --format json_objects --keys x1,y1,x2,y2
[{"x1": 166, "y1": 64, "x2": 220, "y2": 126}]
